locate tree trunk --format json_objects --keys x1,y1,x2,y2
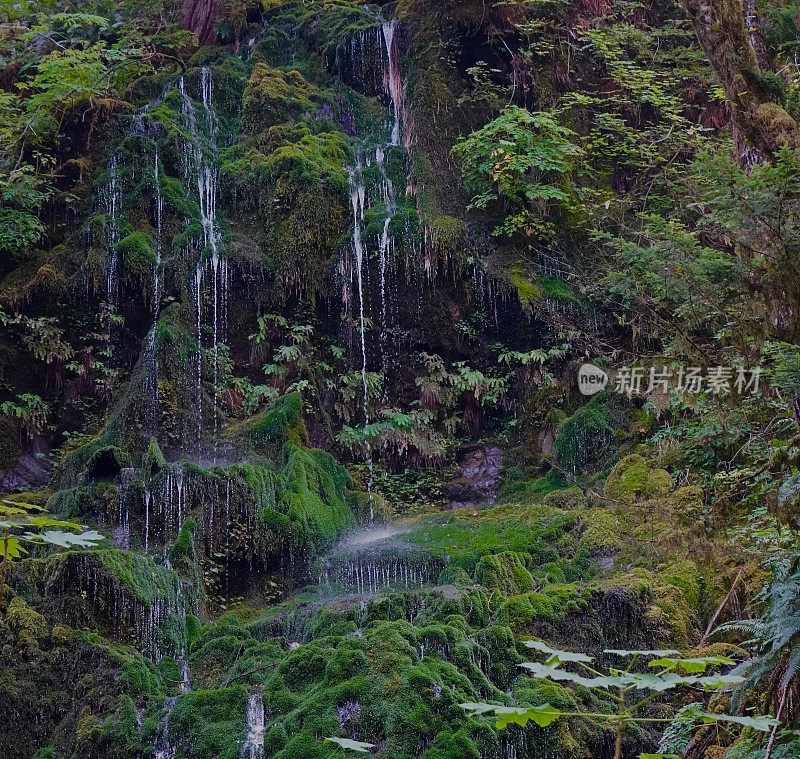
[
  {"x1": 679, "y1": 0, "x2": 800, "y2": 167},
  {"x1": 743, "y1": 0, "x2": 771, "y2": 68},
  {"x1": 181, "y1": 0, "x2": 219, "y2": 45},
  {"x1": 765, "y1": 687, "x2": 788, "y2": 759}
]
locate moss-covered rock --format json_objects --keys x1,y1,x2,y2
[
  {"x1": 544, "y1": 486, "x2": 587, "y2": 510},
  {"x1": 118, "y1": 231, "x2": 156, "y2": 276},
  {"x1": 6, "y1": 595, "x2": 48, "y2": 646},
  {"x1": 604, "y1": 454, "x2": 673, "y2": 504},
  {"x1": 473, "y1": 551, "x2": 534, "y2": 595}
]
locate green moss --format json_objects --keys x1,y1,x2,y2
[
  {"x1": 170, "y1": 517, "x2": 197, "y2": 567},
  {"x1": 407, "y1": 503, "x2": 583, "y2": 578},
  {"x1": 7, "y1": 595, "x2": 48, "y2": 645},
  {"x1": 604, "y1": 454, "x2": 673, "y2": 504},
  {"x1": 474, "y1": 552, "x2": 534, "y2": 596},
  {"x1": 544, "y1": 486, "x2": 587, "y2": 510},
  {"x1": 118, "y1": 231, "x2": 155, "y2": 276},
  {"x1": 500, "y1": 468, "x2": 567, "y2": 501},
  {"x1": 555, "y1": 397, "x2": 613, "y2": 474},
  {"x1": 659, "y1": 558, "x2": 703, "y2": 610},
  {"x1": 72, "y1": 628, "x2": 166, "y2": 697},
  {"x1": 508, "y1": 265, "x2": 542, "y2": 309},
  {"x1": 230, "y1": 392, "x2": 304, "y2": 450},
  {"x1": 242, "y1": 64, "x2": 319, "y2": 130},
  {"x1": 671, "y1": 485, "x2": 704, "y2": 522},
  {"x1": 580, "y1": 508, "x2": 622, "y2": 552},
  {"x1": 497, "y1": 583, "x2": 585, "y2": 631},
  {"x1": 168, "y1": 686, "x2": 248, "y2": 759},
  {"x1": 142, "y1": 436, "x2": 166, "y2": 476},
  {"x1": 538, "y1": 275, "x2": 579, "y2": 302},
  {"x1": 161, "y1": 175, "x2": 201, "y2": 219},
  {"x1": 280, "y1": 442, "x2": 356, "y2": 549},
  {"x1": 497, "y1": 591, "x2": 556, "y2": 629},
  {"x1": 91, "y1": 550, "x2": 161, "y2": 604},
  {"x1": 514, "y1": 677, "x2": 578, "y2": 711}
]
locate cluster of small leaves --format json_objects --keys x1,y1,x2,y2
[{"x1": 453, "y1": 106, "x2": 582, "y2": 239}]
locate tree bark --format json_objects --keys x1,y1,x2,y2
[
  {"x1": 743, "y1": 0, "x2": 771, "y2": 69},
  {"x1": 181, "y1": 0, "x2": 219, "y2": 45},
  {"x1": 679, "y1": 0, "x2": 800, "y2": 167}
]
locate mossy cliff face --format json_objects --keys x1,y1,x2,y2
[{"x1": 0, "y1": 0, "x2": 759, "y2": 757}]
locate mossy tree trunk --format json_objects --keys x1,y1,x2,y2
[{"x1": 679, "y1": 0, "x2": 800, "y2": 168}]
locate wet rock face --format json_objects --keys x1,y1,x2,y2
[
  {"x1": 447, "y1": 445, "x2": 503, "y2": 509},
  {"x1": 0, "y1": 449, "x2": 52, "y2": 493}
]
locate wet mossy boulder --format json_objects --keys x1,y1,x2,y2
[
  {"x1": 597, "y1": 561, "x2": 708, "y2": 647},
  {"x1": 229, "y1": 392, "x2": 304, "y2": 451},
  {"x1": 167, "y1": 686, "x2": 249, "y2": 759},
  {"x1": 18, "y1": 549, "x2": 187, "y2": 658},
  {"x1": 671, "y1": 484, "x2": 705, "y2": 522},
  {"x1": 497, "y1": 583, "x2": 586, "y2": 632},
  {"x1": 580, "y1": 508, "x2": 623, "y2": 552},
  {"x1": 544, "y1": 486, "x2": 587, "y2": 510},
  {"x1": 142, "y1": 436, "x2": 167, "y2": 477},
  {"x1": 554, "y1": 397, "x2": 615, "y2": 475},
  {"x1": 6, "y1": 595, "x2": 48, "y2": 647},
  {"x1": 604, "y1": 454, "x2": 673, "y2": 504},
  {"x1": 118, "y1": 231, "x2": 155, "y2": 277},
  {"x1": 474, "y1": 551, "x2": 534, "y2": 596},
  {"x1": 242, "y1": 64, "x2": 320, "y2": 130}
]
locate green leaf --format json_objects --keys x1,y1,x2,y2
[
  {"x1": 617, "y1": 671, "x2": 698, "y2": 693},
  {"x1": 0, "y1": 536, "x2": 28, "y2": 559},
  {"x1": 696, "y1": 712, "x2": 778, "y2": 732},
  {"x1": 25, "y1": 516, "x2": 84, "y2": 530},
  {"x1": 694, "y1": 673, "x2": 745, "y2": 690},
  {"x1": 605, "y1": 649, "x2": 680, "y2": 658},
  {"x1": 23, "y1": 529, "x2": 104, "y2": 549},
  {"x1": 648, "y1": 655, "x2": 735, "y2": 674},
  {"x1": 324, "y1": 737, "x2": 375, "y2": 753},
  {"x1": 0, "y1": 504, "x2": 29, "y2": 517},
  {"x1": 524, "y1": 640, "x2": 594, "y2": 666},
  {"x1": 516, "y1": 704, "x2": 562, "y2": 729},
  {"x1": 460, "y1": 703, "x2": 500, "y2": 716},
  {"x1": 518, "y1": 662, "x2": 618, "y2": 689},
  {"x1": 2, "y1": 499, "x2": 44, "y2": 512},
  {"x1": 460, "y1": 702, "x2": 562, "y2": 729}
]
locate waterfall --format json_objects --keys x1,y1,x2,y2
[
  {"x1": 346, "y1": 159, "x2": 375, "y2": 515},
  {"x1": 113, "y1": 467, "x2": 136, "y2": 549},
  {"x1": 143, "y1": 488, "x2": 151, "y2": 551},
  {"x1": 381, "y1": 20, "x2": 408, "y2": 149},
  {"x1": 319, "y1": 554, "x2": 442, "y2": 594},
  {"x1": 178, "y1": 67, "x2": 228, "y2": 452},
  {"x1": 102, "y1": 154, "x2": 121, "y2": 308},
  {"x1": 180, "y1": 658, "x2": 192, "y2": 693},
  {"x1": 145, "y1": 149, "x2": 163, "y2": 431},
  {"x1": 73, "y1": 554, "x2": 183, "y2": 660},
  {"x1": 338, "y1": 16, "x2": 417, "y2": 503},
  {"x1": 159, "y1": 463, "x2": 187, "y2": 540},
  {"x1": 154, "y1": 697, "x2": 178, "y2": 759},
  {"x1": 153, "y1": 149, "x2": 163, "y2": 320},
  {"x1": 375, "y1": 146, "x2": 396, "y2": 389},
  {"x1": 240, "y1": 691, "x2": 265, "y2": 759}
]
